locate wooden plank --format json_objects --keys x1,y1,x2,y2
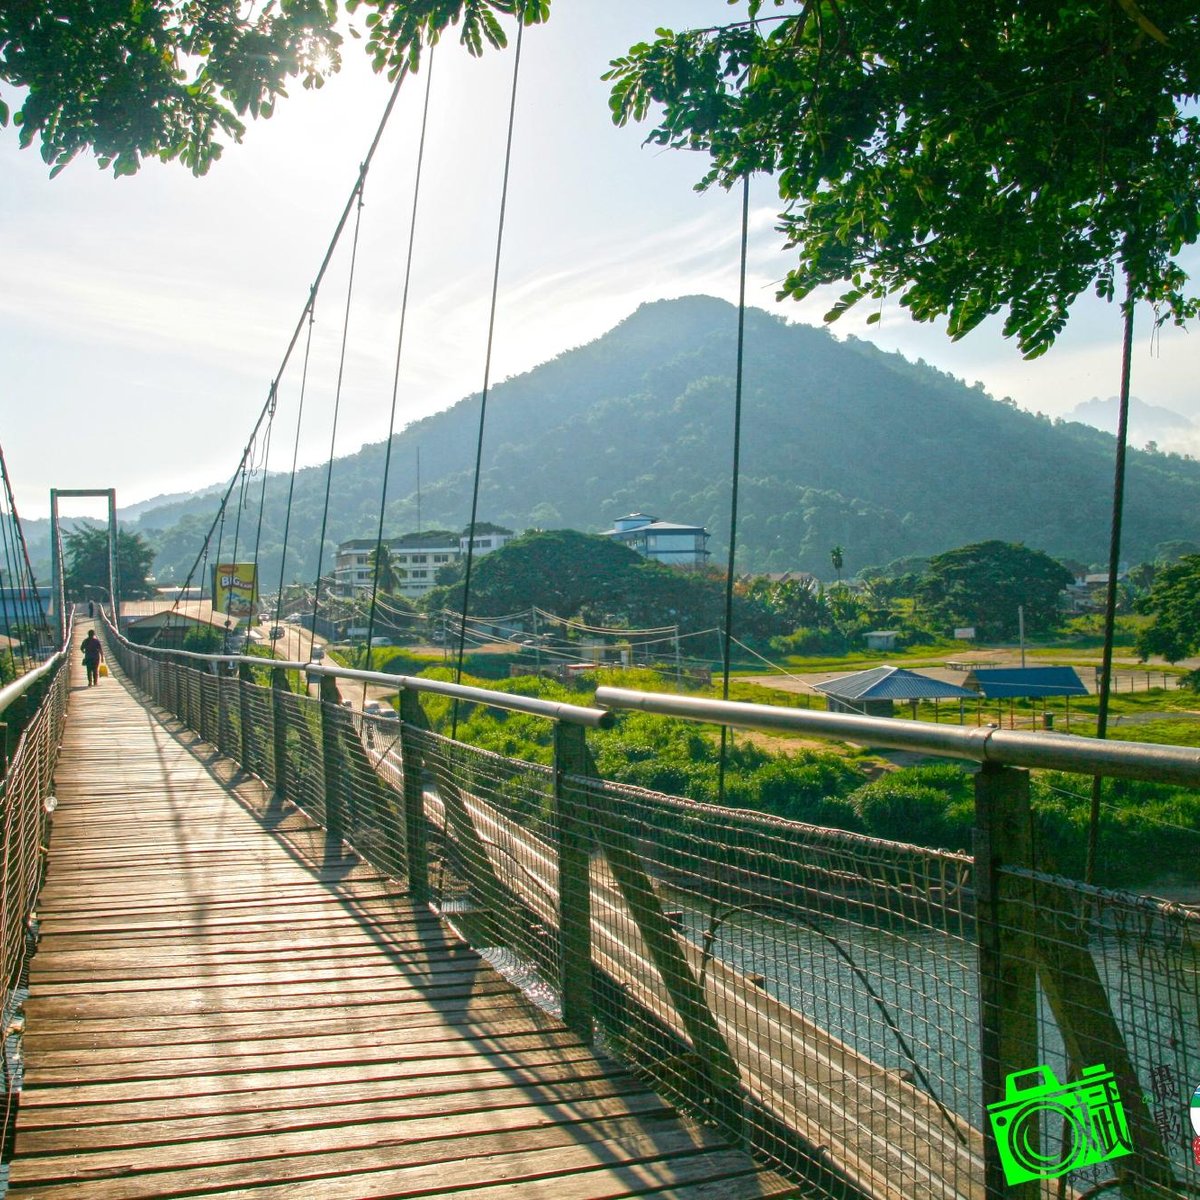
[
  {"x1": 17, "y1": 1083, "x2": 674, "y2": 1155},
  {"x1": 21, "y1": 995, "x2": 547, "y2": 1050},
  {"x1": 8, "y1": 640, "x2": 788, "y2": 1199},
  {"x1": 16, "y1": 1063, "x2": 652, "y2": 1132},
  {"x1": 8, "y1": 1122, "x2": 747, "y2": 1199}
]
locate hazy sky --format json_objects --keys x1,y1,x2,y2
[{"x1": 4, "y1": 0, "x2": 1198, "y2": 523}]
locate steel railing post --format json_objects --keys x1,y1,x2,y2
[
  {"x1": 238, "y1": 661, "x2": 253, "y2": 769},
  {"x1": 196, "y1": 668, "x2": 210, "y2": 745},
  {"x1": 318, "y1": 674, "x2": 345, "y2": 847},
  {"x1": 974, "y1": 763, "x2": 1039, "y2": 1200},
  {"x1": 271, "y1": 667, "x2": 290, "y2": 796},
  {"x1": 218, "y1": 668, "x2": 229, "y2": 753},
  {"x1": 398, "y1": 689, "x2": 429, "y2": 904},
  {"x1": 554, "y1": 721, "x2": 593, "y2": 1041}
]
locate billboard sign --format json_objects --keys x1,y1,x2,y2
[{"x1": 213, "y1": 563, "x2": 257, "y2": 619}]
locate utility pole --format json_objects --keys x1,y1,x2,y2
[{"x1": 1018, "y1": 605, "x2": 1026, "y2": 668}]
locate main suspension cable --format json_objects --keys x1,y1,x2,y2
[
  {"x1": 1, "y1": 446, "x2": 53, "y2": 664},
  {"x1": 158, "y1": 65, "x2": 413, "y2": 643}
]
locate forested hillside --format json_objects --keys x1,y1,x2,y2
[{"x1": 130, "y1": 295, "x2": 1200, "y2": 586}]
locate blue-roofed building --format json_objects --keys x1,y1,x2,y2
[
  {"x1": 967, "y1": 666, "x2": 1088, "y2": 698},
  {"x1": 814, "y1": 665, "x2": 976, "y2": 718}
]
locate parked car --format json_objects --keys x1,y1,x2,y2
[{"x1": 363, "y1": 700, "x2": 398, "y2": 721}]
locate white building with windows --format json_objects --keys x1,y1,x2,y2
[
  {"x1": 335, "y1": 525, "x2": 514, "y2": 599},
  {"x1": 600, "y1": 513, "x2": 710, "y2": 568}
]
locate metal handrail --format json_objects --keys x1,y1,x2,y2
[
  {"x1": 0, "y1": 609, "x2": 71, "y2": 718},
  {"x1": 101, "y1": 614, "x2": 612, "y2": 728},
  {"x1": 306, "y1": 663, "x2": 614, "y2": 729},
  {"x1": 0, "y1": 652, "x2": 66, "y2": 718},
  {"x1": 594, "y1": 685, "x2": 1200, "y2": 786},
  {"x1": 98, "y1": 611, "x2": 310, "y2": 672}
]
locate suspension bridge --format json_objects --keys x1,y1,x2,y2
[
  {"x1": 0, "y1": 596, "x2": 1196, "y2": 1198},
  {"x1": 2, "y1": 9, "x2": 1199, "y2": 1197}
]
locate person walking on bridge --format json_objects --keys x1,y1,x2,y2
[{"x1": 81, "y1": 629, "x2": 103, "y2": 687}]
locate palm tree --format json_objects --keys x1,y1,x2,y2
[
  {"x1": 368, "y1": 544, "x2": 403, "y2": 595},
  {"x1": 830, "y1": 545, "x2": 844, "y2": 586}
]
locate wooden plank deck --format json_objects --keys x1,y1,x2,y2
[{"x1": 6, "y1": 634, "x2": 799, "y2": 1199}]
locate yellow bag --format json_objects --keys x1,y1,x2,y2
[{"x1": 98, "y1": 663, "x2": 109, "y2": 677}]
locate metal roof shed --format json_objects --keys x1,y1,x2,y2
[{"x1": 814, "y1": 665, "x2": 975, "y2": 719}]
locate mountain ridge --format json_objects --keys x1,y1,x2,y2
[{"x1": 123, "y1": 295, "x2": 1200, "y2": 585}]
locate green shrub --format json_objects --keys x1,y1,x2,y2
[{"x1": 848, "y1": 764, "x2": 975, "y2": 851}]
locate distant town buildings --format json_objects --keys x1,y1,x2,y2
[
  {"x1": 601, "y1": 513, "x2": 710, "y2": 568},
  {"x1": 334, "y1": 524, "x2": 514, "y2": 599}
]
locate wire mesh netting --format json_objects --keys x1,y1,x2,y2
[
  {"x1": 324, "y1": 702, "x2": 407, "y2": 879},
  {"x1": 410, "y1": 726, "x2": 560, "y2": 1006},
  {"x1": 568, "y1": 774, "x2": 982, "y2": 1200},
  {"x1": 239, "y1": 679, "x2": 275, "y2": 783},
  {"x1": 991, "y1": 867, "x2": 1199, "y2": 1198},
  {"x1": 274, "y1": 689, "x2": 325, "y2": 829}
]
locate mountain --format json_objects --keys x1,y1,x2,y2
[
  {"x1": 1067, "y1": 395, "x2": 1199, "y2": 453},
  {"x1": 118, "y1": 487, "x2": 224, "y2": 523},
  {"x1": 132, "y1": 296, "x2": 1200, "y2": 587}
]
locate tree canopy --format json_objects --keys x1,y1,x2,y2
[
  {"x1": 1135, "y1": 553, "x2": 1200, "y2": 662},
  {"x1": 605, "y1": 1, "x2": 1200, "y2": 356},
  {"x1": 0, "y1": 0, "x2": 342, "y2": 176},
  {"x1": 914, "y1": 539, "x2": 1073, "y2": 639},
  {"x1": 63, "y1": 525, "x2": 156, "y2": 599},
  {"x1": 423, "y1": 528, "x2": 782, "y2": 638},
  {"x1": 0, "y1": 0, "x2": 549, "y2": 176},
  {"x1": 10, "y1": 1, "x2": 1200, "y2": 361}
]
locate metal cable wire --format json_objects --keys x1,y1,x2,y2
[
  {"x1": 363, "y1": 46, "x2": 437, "y2": 688},
  {"x1": 307, "y1": 185, "x2": 369, "y2": 662},
  {"x1": 249, "y1": 392, "x2": 276, "y2": 622},
  {"x1": 273, "y1": 310, "x2": 318, "y2": 630},
  {"x1": 159, "y1": 67, "x2": 415, "y2": 643},
  {"x1": 718, "y1": 173, "x2": 752, "y2": 800},
  {"x1": 453, "y1": 14, "x2": 526, "y2": 725}
]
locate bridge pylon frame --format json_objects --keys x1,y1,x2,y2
[{"x1": 49, "y1": 488, "x2": 117, "y2": 646}]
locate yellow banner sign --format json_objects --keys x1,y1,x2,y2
[{"x1": 213, "y1": 563, "x2": 257, "y2": 619}]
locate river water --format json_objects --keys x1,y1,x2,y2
[{"x1": 667, "y1": 889, "x2": 1200, "y2": 1192}]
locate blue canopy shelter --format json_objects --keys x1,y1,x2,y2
[{"x1": 966, "y1": 666, "x2": 1088, "y2": 730}]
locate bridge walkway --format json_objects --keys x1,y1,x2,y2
[{"x1": 5, "y1": 632, "x2": 796, "y2": 1199}]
